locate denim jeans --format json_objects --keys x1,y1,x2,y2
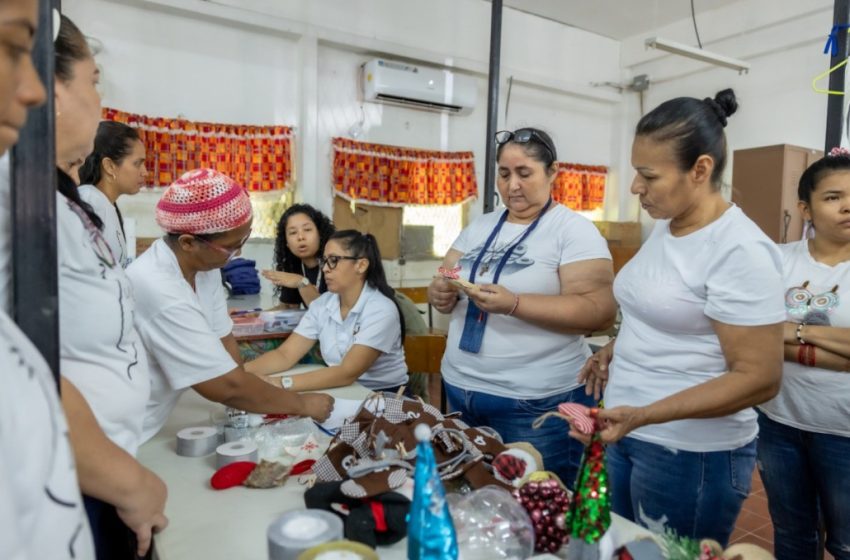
[
  {"x1": 443, "y1": 382, "x2": 594, "y2": 490},
  {"x1": 607, "y1": 435, "x2": 756, "y2": 547},
  {"x1": 757, "y1": 412, "x2": 850, "y2": 560}
]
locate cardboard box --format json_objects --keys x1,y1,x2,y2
[
  {"x1": 332, "y1": 196, "x2": 403, "y2": 259},
  {"x1": 593, "y1": 221, "x2": 641, "y2": 246}
]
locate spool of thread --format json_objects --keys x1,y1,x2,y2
[
  {"x1": 267, "y1": 510, "x2": 344, "y2": 560},
  {"x1": 216, "y1": 440, "x2": 259, "y2": 469},
  {"x1": 176, "y1": 426, "x2": 221, "y2": 457},
  {"x1": 296, "y1": 540, "x2": 379, "y2": 560}
]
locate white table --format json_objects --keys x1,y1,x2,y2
[{"x1": 138, "y1": 379, "x2": 650, "y2": 560}]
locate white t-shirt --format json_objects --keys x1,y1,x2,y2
[
  {"x1": 606, "y1": 205, "x2": 786, "y2": 452},
  {"x1": 295, "y1": 284, "x2": 407, "y2": 390},
  {"x1": 441, "y1": 204, "x2": 611, "y2": 399},
  {"x1": 78, "y1": 185, "x2": 128, "y2": 268},
  {"x1": 759, "y1": 240, "x2": 850, "y2": 437},
  {"x1": 127, "y1": 239, "x2": 236, "y2": 442},
  {"x1": 0, "y1": 310, "x2": 95, "y2": 560},
  {"x1": 0, "y1": 155, "x2": 12, "y2": 313},
  {"x1": 57, "y1": 195, "x2": 150, "y2": 456}
]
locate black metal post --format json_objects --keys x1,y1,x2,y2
[
  {"x1": 11, "y1": 0, "x2": 58, "y2": 384},
  {"x1": 482, "y1": 0, "x2": 503, "y2": 213},
  {"x1": 826, "y1": 0, "x2": 850, "y2": 152}
]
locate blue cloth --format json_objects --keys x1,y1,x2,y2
[
  {"x1": 221, "y1": 258, "x2": 260, "y2": 295},
  {"x1": 408, "y1": 426, "x2": 458, "y2": 560},
  {"x1": 606, "y1": 435, "x2": 756, "y2": 546},
  {"x1": 757, "y1": 412, "x2": 850, "y2": 560},
  {"x1": 443, "y1": 381, "x2": 593, "y2": 490}
]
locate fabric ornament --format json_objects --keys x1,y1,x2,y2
[{"x1": 156, "y1": 168, "x2": 252, "y2": 234}]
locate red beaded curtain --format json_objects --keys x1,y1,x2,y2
[
  {"x1": 552, "y1": 163, "x2": 607, "y2": 211},
  {"x1": 102, "y1": 107, "x2": 293, "y2": 192},
  {"x1": 332, "y1": 137, "x2": 478, "y2": 206}
]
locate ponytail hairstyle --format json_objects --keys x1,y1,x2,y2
[
  {"x1": 636, "y1": 88, "x2": 738, "y2": 189},
  {"x1": 328, "y1": 230, "x2": 405, "y2": 341},
  {"x1": 78, "y1": 121, "x2": 142, "y2": 235},
  {"x1": 55, "y1": 14, "x2": 102, "y2": 229}
]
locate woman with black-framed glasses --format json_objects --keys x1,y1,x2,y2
[
  {"x1": 427, "y1": 127, "x2": 617, "y2": 489},
  {"x1": 246, "y1": 230, "x2": 408, "y2": 393}
]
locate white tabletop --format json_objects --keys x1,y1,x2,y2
[{"x1": 138, "y1": 376, "x2": 649, "y2": 560}]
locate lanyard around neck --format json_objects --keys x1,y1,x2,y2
[
  {"x1": 302, "y1": 261, "x2": 322, "y2": 289},
  {"x1": 467, "y1": 198, "x2": 553, "y2": 284}
]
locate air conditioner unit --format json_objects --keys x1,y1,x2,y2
[{"x1": 362, "y1": 58, "x2": 477, "y2": 115}]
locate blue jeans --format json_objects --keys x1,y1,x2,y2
[
  {"x1": 757, "y1": 412, "x2": 850, "y2": 560},
  {"x1": 443, "y1": 382, "x2": 594, "y2": 490},
  {"x1": 607, "y1": 436, "x2": 756, "y2": 546}
]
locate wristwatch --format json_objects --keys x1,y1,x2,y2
[
  {"x1": 297, "y1": 276, "x2": 310, "y2": 289},
  {"x1": 280, "y1": 376, "x2": 293, "y2": 389}
]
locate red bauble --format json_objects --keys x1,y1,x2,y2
[{"x1": 515, "y1": 475, "x2": 571, "y2": 553}]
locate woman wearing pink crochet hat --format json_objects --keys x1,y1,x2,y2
[{"x1": 127, "y1": 168, "x2": 334, "y2": 443}]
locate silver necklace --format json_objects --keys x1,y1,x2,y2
[
  {"x1": 301, "y1": 261, "x2": 322, "y2": 288},
  {"x1": 479, "y1": 224, "x2": 531, "y2": 275}
]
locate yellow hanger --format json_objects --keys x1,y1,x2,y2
[{"x1": 812, "y1": 58, "x2": 849, "y2": 95}]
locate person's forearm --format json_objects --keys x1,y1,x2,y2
[
  {"x1": 298, "y1": 285, "x2": 320, "y2": 306},
  {"x1": 195, "y1": 369, "x2": 306, "y2": 415},
  {"x1": 510, "y1": 292, "x2": 617, "y2": 334},
  {"x1": 288, "y1": 366, "x2": 359, "y2": 392},
  {"x1": 245, "y1": 345, "x2": 300, "y2": 377},
  {"x1": 61, "y1": 378, "x2": 148, "y2": 507},
  {"x1": 784, "y1": 342, "x2": 850, "y2": 372},
  {"x1": 639, "y1": 367, "x2": 780, "y2": 427},
  {"x1": 799, "y1": 324, "x2": 850, "y2": 359}
]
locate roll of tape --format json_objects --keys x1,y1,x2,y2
[
  {"x1": 176, "y1": 426, "x2": 221, "y2": 457},
  {"x1": 216, "y1": 440, "x2": 259, "y2": 469},
  {"x1": 297, "y1": 539, "x2": 379, "y2": 560},
  {"x1": 267, "y1": 510, "x2": 344, "y2": 560}
]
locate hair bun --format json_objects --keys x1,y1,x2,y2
[{"x1": 703, "y1": 89, "x2": 737, "y2": 128}]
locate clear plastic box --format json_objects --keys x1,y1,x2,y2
[
  {"x1": 260, "y1": 309, "x2": 307, "y2": 333},
  {"x1": 231, "y1": 315, "x2": 265, "y2": 336}
]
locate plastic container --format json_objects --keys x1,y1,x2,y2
[
  {"x1": 232, "y1": 315, "x2": 265, "y2": 336},
  {"x1": 260, "y1": 309, "x2": 307, "y2": 333}
]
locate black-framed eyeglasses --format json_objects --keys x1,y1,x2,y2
[
  {"x1": 495, "y1": 129, "x2": 556, "y2": 162},
  {"x1": 318, "y1": 255, "x2": 361, "y2": 270}
]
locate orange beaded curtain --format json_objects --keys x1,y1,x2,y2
[
  {"x1": 332, "y1": 137, "x2": 478, "y2": 206},
  {"x1": 102, "y1": 107, "x2": 293, "y2": 192},
  {"x1": 552, "y1": 163, "x2": 607, "y2": 211}
]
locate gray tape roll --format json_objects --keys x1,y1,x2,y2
[
  {"x1": 267, "y1": 510, "x2": 343, "y2": 560},
  {"x1": 215, "y1": 440, "x2": 259, "y2": 469},
  {"x1": 176, "y1": 426, "x2": 221, "y2": 457}
]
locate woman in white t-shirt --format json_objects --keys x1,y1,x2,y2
[
  {"x1": 427, "y1": 128, "x2": 617, "y2": 488},
  {"x1": 77, "y1": 120, "x2": 148, "y2": 268},
  {"x1": 0, "y1": 4, "x2": 96, "y2": 559},
  {"x1": 758, "y1": 150, "x2": 850, "y2": 560},
  {"x1": 578, "y1": 89, "x2": 785, "y2": 545},
  {"x1": 247, "y1": 230, "x2": 408, "y2": 392},
  {"x1": 52, "y1": 15, "x2": 167, "y2": 559}
]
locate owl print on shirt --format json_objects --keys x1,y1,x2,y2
[{"x1": 785, "y1": 281, "x2": 840, "y2": 325}]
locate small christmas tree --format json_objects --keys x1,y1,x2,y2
[{"x1": 564, "y1": 408, "x2": 611, "y2": 560}]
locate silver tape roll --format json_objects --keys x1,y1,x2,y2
[
  {"x1": 176, "y1": 426, "x2": 221, "y2": 457},
  {"x1": 267, "y1": 510, "x2": 343, "y2": 560},
  {"x1": 215, "y1": 440, "x2": 259, "y2": 469}
]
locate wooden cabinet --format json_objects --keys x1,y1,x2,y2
[{"x1": 731, "y1": 144, "x2": 822, "y2": 243}]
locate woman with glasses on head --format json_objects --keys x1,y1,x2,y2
[
  {"x1": 427, "y1": 127, "x2": 617, "y2": 488},
  {"x1": 77, "y1": 120, "x2": 148, "y2": 268},
  {"x1": 126, "y1": 169, "x2": 334, "y2": 444},
  {"x1": 264, "y1": 203, "x2": 335, "y2": 309},
  {"x1": 246, "y1": 230, "x2": 407, "y2": 392},
  {"x1": 576, "y1": 90, "x2": 785, "y2": 545}
]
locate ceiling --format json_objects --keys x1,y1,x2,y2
[{"x1": 489, "y1": 0, "x2": 745, "y2": 40}]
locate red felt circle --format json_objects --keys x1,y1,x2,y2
[{"x1": 210, "y1": 461, "x2": 257, "y2": 490}]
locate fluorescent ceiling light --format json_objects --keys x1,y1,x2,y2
[{"x1": 645, "y1": 37, "x2": 750, "y2": 74}]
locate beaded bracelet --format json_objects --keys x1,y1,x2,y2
[
  {"x1": 796, "y1": 323, "x2": 807, "y2": 345},
  {"x1": 506, "y1": 294, "x2": 520, "y2": 316}
]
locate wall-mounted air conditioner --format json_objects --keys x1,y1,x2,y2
[{"x1": 361, "y1": 58, "x2": 477, "y2": 115}]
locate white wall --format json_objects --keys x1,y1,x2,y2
[
  {"x1": 618, "y1": 0, "x2": 834, "y2": 232},
  {"x1": 63, "y1": 0, "x2": 623, "y2": 297}
]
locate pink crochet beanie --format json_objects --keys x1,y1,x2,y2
[{"x1": 156, "y1": 168, "x2": 252, "y2": 234}]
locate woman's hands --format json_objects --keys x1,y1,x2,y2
[
  {"x1": 262, "y1": 270, "x2": 305, "y2": 289},
  {"x1": 464, "y1": 284, "x2": 517, "y2": 315},
  {"x1": 578, "y1": 339, "x2": 615, "y2": 400},
  {"x1": 565, "y1": 405, "x2": 650, "y2": 445},
  {"x1": 428, "y1": 276, "x2": 460, "y2": 314}
]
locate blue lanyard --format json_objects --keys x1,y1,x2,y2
[{"x1": 467, "y1": 197, "x2": 553, "y2": 285}]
